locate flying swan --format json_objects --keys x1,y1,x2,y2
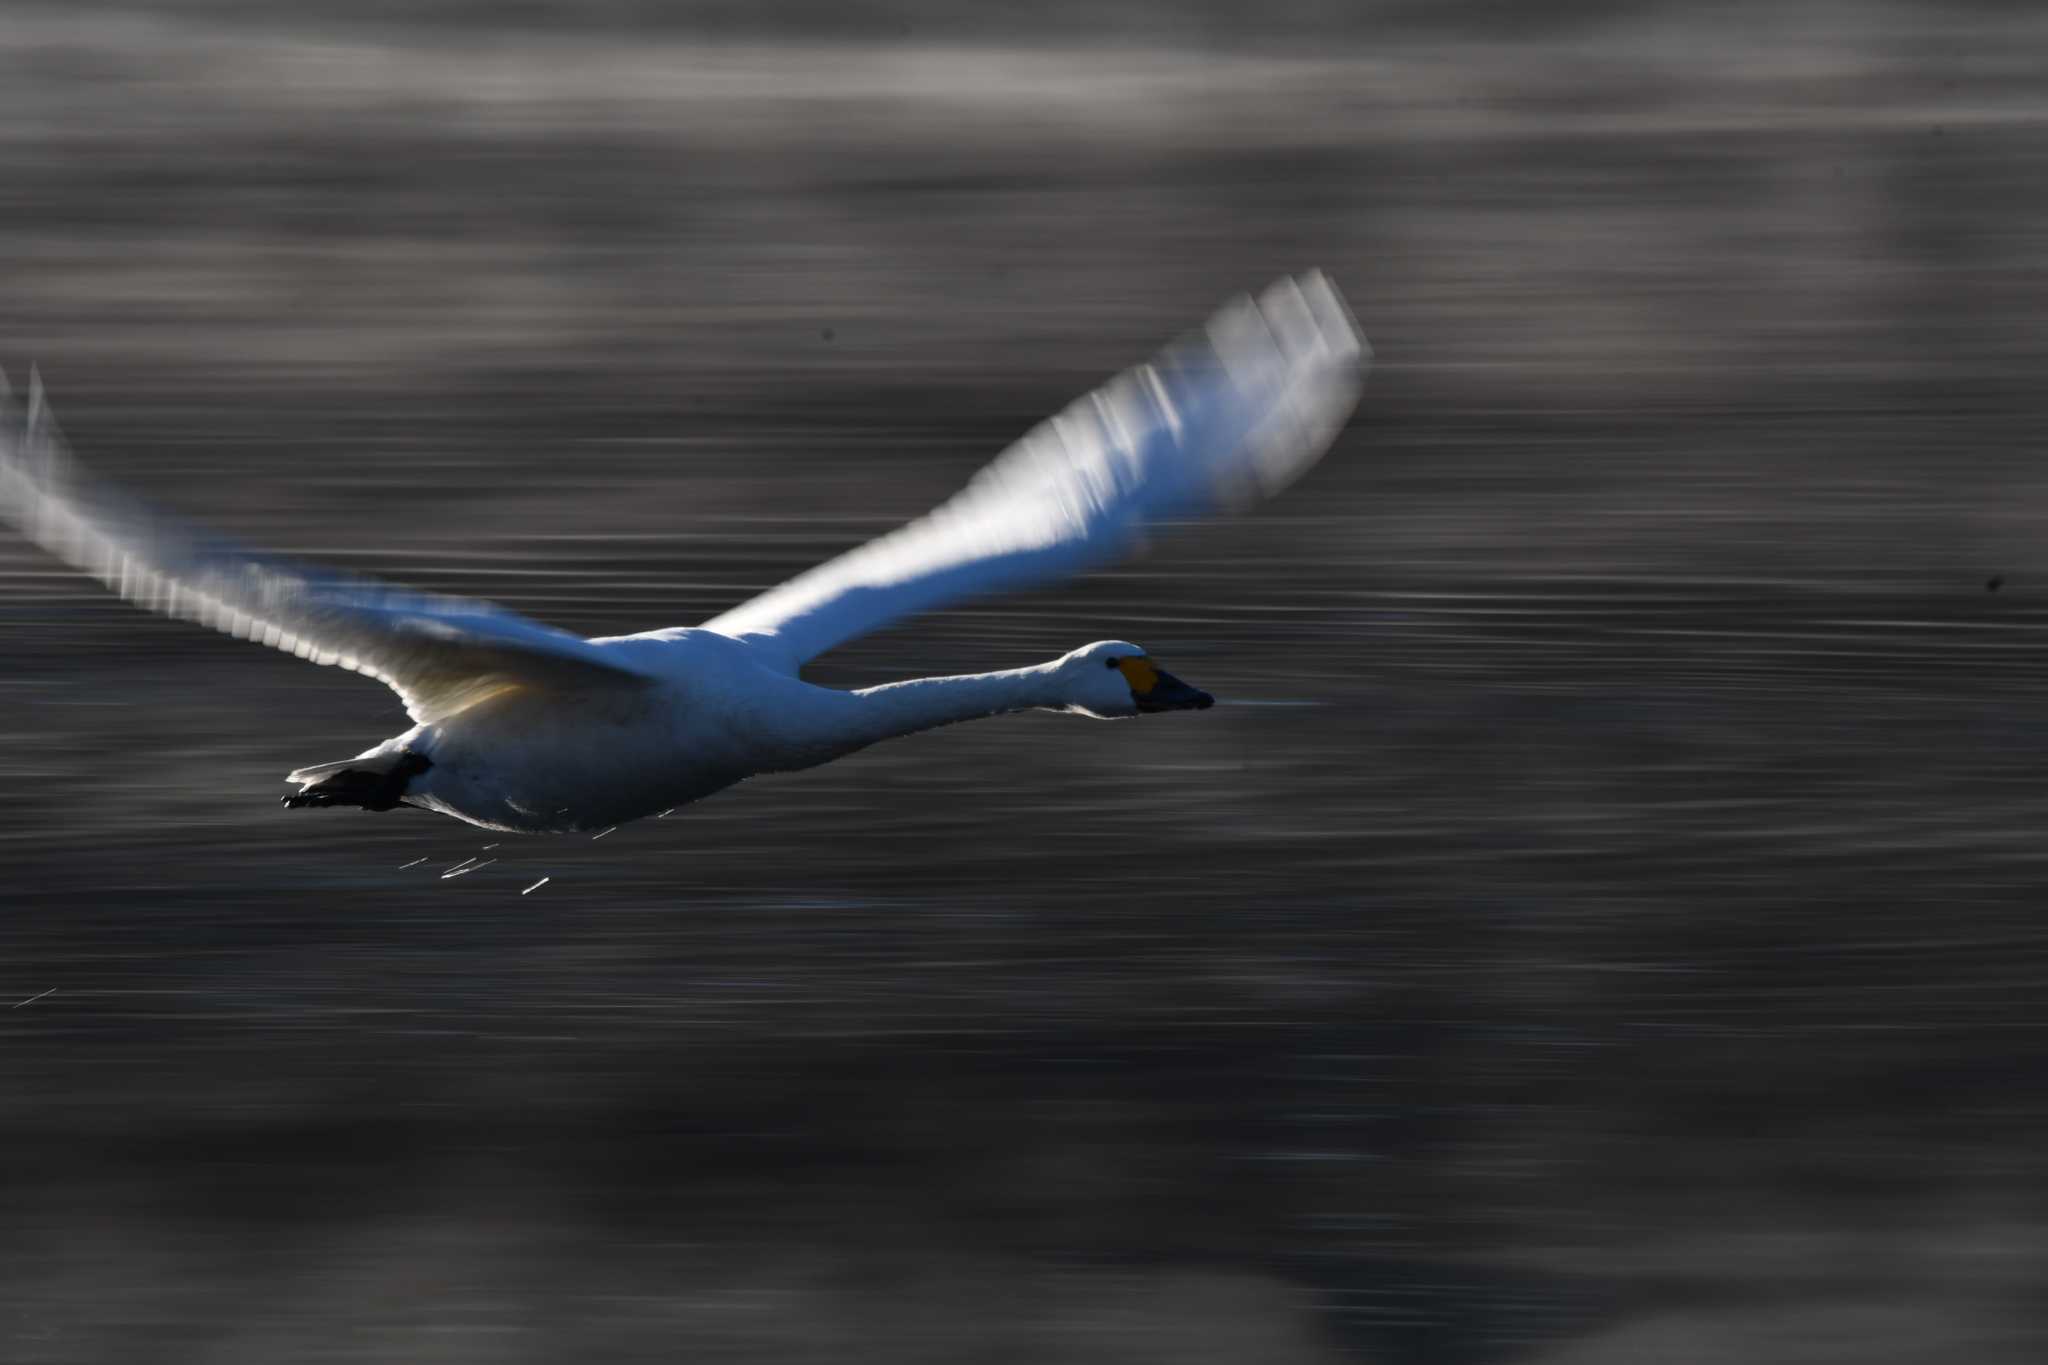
[{"x1": 0, "y1": 273, "x2": 1369, "y2": 833}]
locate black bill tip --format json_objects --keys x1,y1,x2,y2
[{"x1": 1137, "y1": 669, "x2": 1215, "y2": 713}]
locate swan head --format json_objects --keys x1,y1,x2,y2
[{"x1": 1056, "y1": 640, "x2": 1215, "y2": 718}]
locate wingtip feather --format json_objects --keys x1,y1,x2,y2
[
  {"x1": 1296, "y1": 270, "x2": 1371, "y2": 368},
  {"x1": 1265, "y1": 270, "x2": 1369, "y2": 369}
]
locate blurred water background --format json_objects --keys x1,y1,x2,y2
[{"x1": 2, "y1": 2, "x2": 2046, "y2": 1361}]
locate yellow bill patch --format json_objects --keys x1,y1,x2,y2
[{"x1": 1116, "y1": 656, "x2": 1161, "y2": 695}]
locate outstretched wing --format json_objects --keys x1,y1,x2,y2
[
  {"x1": 703, "y1": 272, "x2": 1370, "y2": 672},
  {"x1": 0, "y1": 372, "x2": 656, "y2": 723}
]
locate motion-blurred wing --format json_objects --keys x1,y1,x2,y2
[
  {"x1": 703, "y1": 272, "x2": 1370, "y2": 671},
  {"x1": 0, "y1": 374, "x2": 657, "y2": 723}
]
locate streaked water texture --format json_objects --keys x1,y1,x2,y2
[{"x1": 1, "y1": 4, "x2": 2045, "y2": 1362}]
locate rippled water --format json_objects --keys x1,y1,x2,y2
[{"x1": 2, "y1": 7, "x2": 2047, "y2": 1363}]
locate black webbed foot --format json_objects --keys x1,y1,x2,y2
[{"x1": 283, "y1": 752, "x2": 431, "y2": 812}]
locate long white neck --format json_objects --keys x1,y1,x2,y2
[{"x1": 833, "y1": 661, "x2": 1066, "y2": 753}]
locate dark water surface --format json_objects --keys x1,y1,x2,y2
[{"x1": 3, "y1": 7, "x2": 2047, "y2": 1362}]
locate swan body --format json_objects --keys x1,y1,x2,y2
[
  {"x1": 0, "y1": 273, "x2": 1368, "y2": 834},
  {"x1": 369, "y1": 633, "x2": 1193, "y2": 832}
]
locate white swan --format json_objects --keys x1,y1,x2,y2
[{"x1": 0, "y1": 273, "x2": 1368, "y2": 833}]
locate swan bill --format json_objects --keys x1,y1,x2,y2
[{"x1": 1117, "y1": 658, "x2": 1214, "y2": 713}]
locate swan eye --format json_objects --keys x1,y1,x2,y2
[{"x1": 1104, "y1": 657, "x2": 1120, "y2": 669}]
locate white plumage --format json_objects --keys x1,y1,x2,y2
[{"x1": 0, "y1": 273, "x2": 1369, "y2": 833}]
